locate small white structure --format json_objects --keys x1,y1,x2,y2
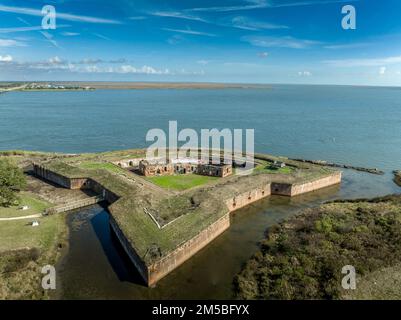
[
  {"x1": 21, "y1": 205, "x2": 29, "y2": 211},
  {"x1": 272, "y1": 161, "x2": 286, "y2": 168},
  {"x1": 32, "y1": 221, "x2": 39, "y2": 227}
]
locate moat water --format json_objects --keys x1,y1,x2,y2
[{"x1": 1, "y1": 85, "x2": 400, "y2": 299}]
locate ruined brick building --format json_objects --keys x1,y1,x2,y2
[{"x1": 138, "y1": 158, "x2": 232, "y2": 178}]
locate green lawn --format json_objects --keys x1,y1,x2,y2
[
  {"x1": 0, "y1": 214, "x2": 65, "y2": 252},
  {"x1": 254, "y1": 163, "x2": 295, "y2": 174},
  {"x1": 0, "y1": 213, "x2": 67, "y2": 299},
  {"x1": 0, "y1": 192, "x2": 51, "y2": 218},
  {"x1": 147, "y1": 174, "x2": 219, "y2": 191},
  {"x1": 78, "y1": 161, "x2": 125, "y2": 174},
  {"x1": 0, "y1": 192, "x2": 57, "y2": 251}
]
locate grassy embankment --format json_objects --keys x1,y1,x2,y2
[
  {"x1": 0, "y1": 192, "x2": 48, "y2": 218},
  {"x1": 39, "y1": 160, "x2": 228, "y2": 263},
  {"x1": 35, "y1": 150, "x2": 339, "y2": 265},
  {"x1": 78, "y1": 161, "x2": 126, "y2": 174},
  {"x1": 234, "y1": 195, "x2": 401, "y2": 300},
  {"x1": 254, "y1": 160, "x2": 295, "y2": 174},
  {"x1": 147, "y1": 174, "x2": 219, "y2": 191},
  {"x1": 0, "y1": 193, "x2": 66, "y2": 299}
]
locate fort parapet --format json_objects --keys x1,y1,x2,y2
[{"x1": 32, "y1": 151, "x2": 341, "y2": 287}]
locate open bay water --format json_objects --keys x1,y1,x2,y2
[
  {"x1": 1, "y1": 84, "x2": 400, "y2": 299},
  {"x1": 1, "y1": 85, "x2": 401, "y2": 171}
]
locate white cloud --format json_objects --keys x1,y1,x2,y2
[
  {"x1": 324, "y1": 42, "x2": 370, "y2": 50},
  {"x1": 1, "y1": 57, "x2": 206, "y2": 76},
  {"x1": 188, "y1": 0, "x2": 267, "y2": 12},
  {"x1": 242, "y1": 35, "x2": 319, "y2": 49},
  {"x1": 0, "y1": 4, "x2": 121, "y2": 24},
  {"x1": 179, "y1": 68, "x2": 205, "y2": 75},
  {"x1": 150, "y1": 11, "x2": 208, "y2": 23},
  {"x1": 0, "y1": 55, "x2": 12, "y2": 62},
  {"x1": 0, "y1": 25, "x2": 67, "y2": 33},
  {"x1": 40, "y1": 31, "x2": 60, "y2": 49},
  {"x1": 128, "y1": 16, "x2": 147, "y2": 20},
  {"x1": 231, "y1": 16, "x2": 288, "y2": 30},
  {"x1": 67, "y1": 64, "x2": 171, "y2": 75},
  {"x1": 162, "y1": 28, "x2": 216, "y2": 37},
  {"x1": 379, "y1": 66, "x2": 386, "y2": 75},
  {"x1": 61, "y1": 32, "x2": 80, "y2": 36},
  {"x1": 258, "y1": 52, "x2": 268, "y2": 58},
  {"x1": 197, "y1": 60, "x2": 209, "y2": 65},
  {"x1": 298, "y1": 71, "x2": 312, "y2": 76},
  {"x1": 92, "y1": 33, "x2": 111, "y2": 40},
  {"x1": 117, "y1": 65, "x2": 170, "y2": 74},
  {"x1": 0, "y1": 38, "x2": 24, "y2": 47},
  {"x1": 269, "y1": 0, "x2": 355, "y2": 8},
  {"x1": 323, "y1": 55, "x2": 401, "y2": 67},
  {"x1": 48, "y1": 56, "x2": 62, "y2": 64},
  {"x1": 187, "y1": 0, "x2": 353, "y2": 12}
]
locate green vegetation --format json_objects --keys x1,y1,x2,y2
[
  {"x1": 0, "y1": 214, "x2": 67, "y2": 299},
  {"x1": 64, "y1": 148, "x2": 146, "y2": 164},
  {"x1": 78, "y1": 161, "x2": 125, "y2": 174},
  {"x1": 0, "y1": 213, "x2": 64, "y2": 252},
  {"x1": 111, "y1": 192, "x2": 228, "y2": 263},
  {"x1": 254, "y1": 163, "x2": 295, "y2": 174},
  {"x1": 0, "y1": 154, "x2": 67, "y2": 299},
  {"x1": 234, "y1": 195, "x2": 401, "y2": 300},
  {"x1": 29, "y1": 149, "x2": 340, "y2": 265},
  {"x1": 147, "y1": 174, "x2": 219, "y2": 191},
  {"x1": 0, "y1": 158, "x2": 27, "y2": 207},
  {"x1": 0, "y1": 192, "x2": 50, "y2": 218},
  {"x1": 43, "y1": 161, "x2": 87, "y2": 177},
  {"x1": 0, "y1": 150, "x2": 52, "y2": 156},
  {"x1": 343, "y1": 263, "x2": 401, "y2": 299}
]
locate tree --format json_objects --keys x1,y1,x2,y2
[{"x1": 0, "y1": 158, "x2": 26, "y2": 207}]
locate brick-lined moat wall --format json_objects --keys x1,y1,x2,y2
[
  {"x1": 33, "y1": 163, "x2": 341, "y2": 286},
  {"x1": 109, "y1": 215, "x2": 149, "y2": 283},
  {"x1": 147, "y1": 214, "x2": 230, "y2": 286},
  {"x1": 226, "y1": 183, "x2": 271, "y2": 211}
]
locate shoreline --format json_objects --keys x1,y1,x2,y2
[
  {"x1": 290, "y1": 158, "x2": 385, "y2": 175},
  {"x1": 394, "y1": 170, "x2": 401, "y2": 187},
  {"x1": 1, "y1": 82, "x2": 272, "y2": 91}
]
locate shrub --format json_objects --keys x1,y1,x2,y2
[
  {"x1": 0, "y1": 158, "x2": 26, "y2": 207},
  {"x1": 234, "y1": 196, "x2": 401, "y2": 299}
]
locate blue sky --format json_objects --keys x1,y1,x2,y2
[{"x1": 1, "y1": 0, "x2": 401, "y2": 85}]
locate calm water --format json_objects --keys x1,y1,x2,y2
[
  {"x1": 1, "y1": 85, "x2": 401, "y2": 171},
  {"x1": 1, "y1": 85, "x2": 400, "y2": 299}
]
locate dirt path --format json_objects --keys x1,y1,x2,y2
[{"x1": 0, "y1": 214, "x2": 41, "y2": 221}]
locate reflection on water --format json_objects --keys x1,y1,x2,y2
[{"x1": 55, "y1": 169, "x2": 400, "y2": 299}]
